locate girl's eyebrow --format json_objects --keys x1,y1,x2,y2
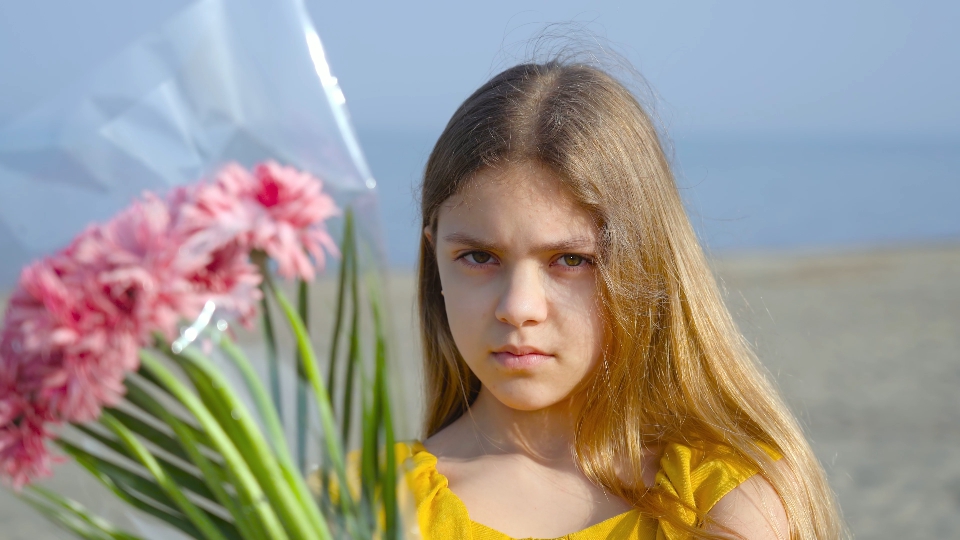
[{"x1": 442, "y1": 232, "x2": 596, "y2": 254}]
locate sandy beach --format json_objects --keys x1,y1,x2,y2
[{"x1": 1, "y1": 243, "x2": 958, "y2": 539}]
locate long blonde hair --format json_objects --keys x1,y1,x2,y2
[{"x1": 416, "y1": 61, "x2": 845, "y2": 539}]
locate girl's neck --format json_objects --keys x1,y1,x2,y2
[{"x1": 454, "y1": 387, "x2": 581, "y2": 462}]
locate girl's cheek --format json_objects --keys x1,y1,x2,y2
[
  {"x1": 441, "y1": 278, "x2": 482, "y2": 315},
  {"x1": 546, "y1": 271, "x2": 596, "y2": 302}
]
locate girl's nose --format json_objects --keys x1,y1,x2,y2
[{"x1": 494, "y1": 262, "x2": 548, "y2": 328}]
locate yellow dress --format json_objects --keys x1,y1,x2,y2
[{"x1": 394, "y1": 440, "x2": 768, "y2": 540}]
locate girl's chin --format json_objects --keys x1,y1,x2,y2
[{"x1": 484, "y1": 383, "x2": 575, "y2": 413}]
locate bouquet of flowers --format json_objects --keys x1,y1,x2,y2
[{"x1": 0, "y1": 1, "x2": 408, "y2": 538}]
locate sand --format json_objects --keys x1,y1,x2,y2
[
  {"x1": 1, "y1": 243, "x2": 958, "y2": 539},
  {"x1": 712, "y1": 244, "x2": 960, "y2": 538}
]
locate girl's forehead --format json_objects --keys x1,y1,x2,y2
[
  {"x1": 436, "y1": 163, "x2": 598, "y2": 246},
  {"x1": 441, "y1": 162, "x2": 574, "y2": 212}
]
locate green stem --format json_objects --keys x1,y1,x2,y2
[
  {"x1": 123, "y1": 380, "x2": 215, "y2": 451},
  {"x1": 138, "y1": 350, "x2": 290, "y2": 540},
  {"x1": 167, "y1": 344, "x2": 327, "y2": 540},
  {"x1": 297, "y1": 379, "x2": 309, "y2": 473},
  {"x1": 145, "y1": 390, "x2": 267, "y2": 540},
  {"x1": 98, "y1": 406, "x2": 196, "y2": 464},
  {"x1": 101, "y1": 412, "x2": 229, "y2": 540},
  {"x1": 56, "y1": 440, "x2": 205, "y2": 537},
  {"x1": 217, "y1": 336, "x2": 290, "y2": 457},
  {"x1": 19, "y1": 495, "x2": 116, "y2": 540},
  {"x1": 218, "y1": 334, "x2": 332, "y2": 539},
  {"x1": 327, "y1": 209, "x2": 355, "y2": 410},
  {"x1": 359, "y1": 366, "x2": 378, "y2": 513},
  {"x1": 297, "y1": 278, "x2": 310, "y2": 474},
  {"x1": 259, "y1": 289, "x2": 283, "y2": 425},
  {"x1": 341, "y1": 289, "x2": 359, "y2": 445},
  {"x1": 267, "y1": 282, "x2": 361, "y2": 532},
  {"x1": 58, "y1": 440, "x2": 181, "y2": 514},
  {"x1": 72, "y1": 423, "x2": 218, "y2": 504},
  {"x1": 372, "y1": 293, "x2": 400, "y2": 540},
  {"x1": 22, "y1": 486, "x2": 142, "y2": 540}
]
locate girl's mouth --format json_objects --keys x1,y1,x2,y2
[{"x1": 491, "y1": 347, "x2": 553, "y2": 370}]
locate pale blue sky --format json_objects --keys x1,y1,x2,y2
[
  {"x1": 0, "y1": 0, "x2": 958, "y2": 267},
  {"x1": 1, "y1": 0, "x2": 957, "y2": 136}
]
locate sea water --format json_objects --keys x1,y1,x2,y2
[{"x1": 358, "y1": 129, "x2": 960, "y2": 267}]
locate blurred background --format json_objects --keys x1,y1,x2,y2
[{"x1": 1, "y1": 1, "x2": 958, "y2": 538}]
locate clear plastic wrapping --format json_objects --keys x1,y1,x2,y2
[
  {"x1": 0, "y1": 0, "x2": 383, "y2": 286},
  {"x1": 0, "y1": 0, "x2": 410, "y2": 537}
]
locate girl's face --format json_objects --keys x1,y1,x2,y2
[{"x1": 432, "y1": 162, "x2": 604, "y2": 412}]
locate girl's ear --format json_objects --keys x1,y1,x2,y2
[{"x1": 423, "y1": 226, "x2": 435, "y2": 247}]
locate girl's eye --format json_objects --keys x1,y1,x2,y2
[
  {"x1": 463, "y1": 251, "x2": 493, "y2": 264},
  {"x1": 557, "y1": 254, "x2": 589, "y2": 267}
]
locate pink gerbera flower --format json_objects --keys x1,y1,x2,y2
[
  {"x1": 0, "y1": 359, "x2": 60, "y2": 490},
  {"x1": 179, "y1": 161, "x2": 340, "y2": 281},
  {"x1": 0, "y1": 397, "x2": 60, "y2": 490},
  {"x1": 0, "y1": 160, "x2": 339, "y2": 488},
  {"x1": 247, "y1": 161, "x2": 340, "y2": 281},
  {"x1": 1, "y1": 243, "x2": 144, "y2": 424},
  {"x1": 69, "y1": 194, "x2": 196, "y2": 341}
]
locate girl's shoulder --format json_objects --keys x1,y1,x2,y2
[
  {"x1": 653, "y1": 440, "x2": 779, "y2": 513},
  {"x1": 396, "y1": 439, "x2": 781, "y2": 539}
]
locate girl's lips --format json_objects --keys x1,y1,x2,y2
[{"x1": 492, "y1": 351, "x2": 553, "y2": 370}]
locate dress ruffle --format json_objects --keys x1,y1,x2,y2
[{"x1": 398, "y1": 440, "x2": 773, "y2": 540}]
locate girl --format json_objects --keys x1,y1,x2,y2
[{"x1": 402, "y1": 60, "x2": 845, "y2": 539}]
